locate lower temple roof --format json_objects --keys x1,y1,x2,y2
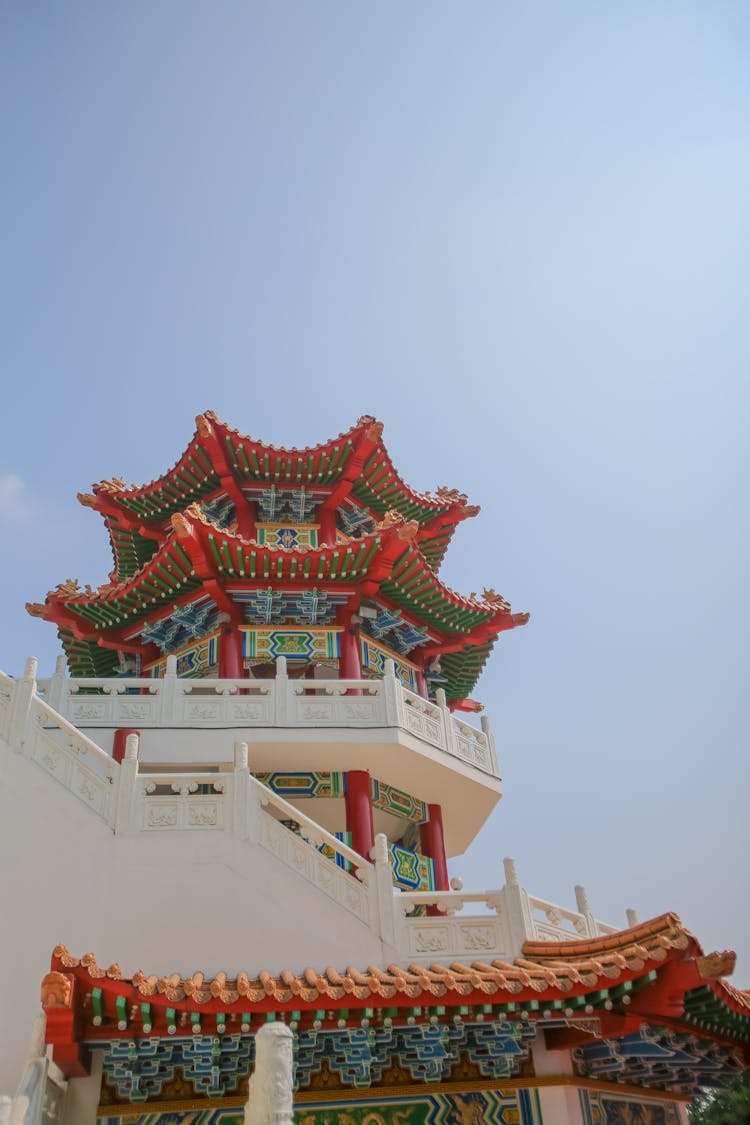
[{"x1": 42, "y1": 915, "x2": 750, "y2": 1091}]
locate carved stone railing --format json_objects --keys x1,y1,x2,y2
[
  {"x1": 35, "y1": 655, "x2": 499, "y2": 777},
  {"x1": 395, "y1": 889, "x2": 514, "y2": 963},
  {"x1": 249, "y1": 771, "x2": 376, "y2": 927},
  {"x1": 505, "y1": 858, "x2": 618, "y2": 943},
  {"x1": 5, "y1": 659, "x2": 118, "y2": 825},
  {"x1": 1, "y1": 664, "x2": 633, "y2": 962},
  {"x1": 138, "y1": 772, "x2": 231, "y2": 832}
]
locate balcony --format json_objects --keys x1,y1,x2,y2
[{"x1": 2, "y1": 655, "x2": 498, "y2": 856}]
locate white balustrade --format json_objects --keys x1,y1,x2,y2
[
  {"x1": 395, "y1": 889, "x2": 514, "y2": 963},
  {"x1": 139, "y1": 772, "x2": 231, "y2": 832},
  {"x1": 2, "y1": 662, "x2": 630, "y2": 961},
  {"x1": 34, "y1": 657, "x2": 499, "y2": 777},
  {"x1": 285, "y1": 679, "x2": 385, "y2": 727},
  {"x1": 526, "y1": 895, "x2": 616, "y2": 941}
]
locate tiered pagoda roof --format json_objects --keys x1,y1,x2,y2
[{"x1": 28, "y1": 413, "x2": 528, "y2": 701}]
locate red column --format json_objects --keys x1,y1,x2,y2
[
  {"x1": 415, "y1": 667, "x2": 428, "y2": 699},
  {"x1": 219, "y1": 627, "x2": 244, "y2": 679},
  {"x1": 344, "y1": 770, "x2": 374, "y2": 860},
  {"x1": 420, "y1": 803, "x2": 449, "y2": 893},
  {"x1": 338, "y1": 624, "x2": 362, "y2": 681},
  {"x1": 318, "y1": 507, "x2": 337, "y2": 546},
  {"x1": 112, "y1": 728, "x2": 139, "y2": 764}
]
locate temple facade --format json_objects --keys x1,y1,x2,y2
[{"x1": 0, "y1": 414, "x2": 747, "y2": 1124}]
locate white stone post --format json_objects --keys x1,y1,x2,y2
[
  {"x1": 626, "y1": 907, "x2": 639, "y2": 928},
  {"x1": 9, "y1": 658, "x2": 38, "y2": 750},
  {"x1": 574, "y1": 884, "x2": 599, "y2": 937},
  {"x1": 503, "y1": 857, "x2": 535, "y2": 951},
  {"x1": 114, "y1": 733, "x2": 140, "y2": 834},
  {"x1": 159, "y1": 655, "x2": 179, "y2": 724},
  {"x1": 480, "y1": 713, "x2": 499, "y2": 775},
  {"x1": 274, "y1": 657, "x2": 288, "y2": 725},
  {"x1": 233, "y1": 741, "x2": 251, "y2": 838},
  {"x1": 45, "y1": 655, "x2": 69, "y2": 715},
  {"x1": 245, "y1": 1022, "x2": 294, "y2": 1125},
  {"x1": 382, "y1": 659, "x2": 402, "y2": 726},
  {"x1": 434, "y1": 687, "x2": 453, "y2": 753},
  {"x1": 372, "y1": 832, "x2": 397, "y2": 950}
]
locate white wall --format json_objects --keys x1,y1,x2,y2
[{"x1": 0, "y1": 736, "x2": 391, "y2": 1096}]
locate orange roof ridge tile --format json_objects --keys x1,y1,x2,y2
[{"x1": 49, "y1": 937, "x2": 750, "y2": 1014}]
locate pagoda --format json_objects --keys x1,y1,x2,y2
[
  {"x1": 1, "y1": 413, "x2": 747, "y2": 1125},
  {"x1": 29, "y1": 412, "x2": 527, "y2": 702}
]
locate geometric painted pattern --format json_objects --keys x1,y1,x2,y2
[
  {"x1": 362, "y1": 611, "x2": 429, "y2": 657},
  {"x1": 253, "y1": 772, "x2": 345, "y2": 799},
  {"x1": 101, "y1": 1034, "x2": 254, "y2": 1101},
  {"x1": 140, "y1": 600, "x2": 219, "y2": 654},
  {"x1": 94, "y1": 1020, "x2": 536, "y2": 1108},
  {"x1": 254, "y1": 774, "x2": 427, "y2": 823},
  {"x1": 579, "y1": 1088, "x2": 682, "y2": 1125},
  {"x1": 371, "y1": 778, "x2": 427, "y2": 823},
  {"x1": 201, "y1": 496, "x2": 237, "y2": 531},
  {"x1": 574, "y1": 1026, "x2": 742, "y2": 1095},
  {"x1": 256, "y1": 525, "x2": 319, "y2": 549},
  {"x1": 258, "y1": 488, "x2": 317, "y2": 522},
  {"x1": 294, "y1": 1020, "x2": 534, "y2": 1089},
  {"x1": 236, "y1": 591, "x2": 346, "y2": 629},
  {"x1": 361, "y1": 637, "x2": 418, "y2": 692},
  {"x1": 338, "y1": 503, "x2": 377, "y2": 537},
  {"x1": 389, "y1": 844, "x2": 435, "y2": 892},
  {"x1": 96, "y1": 1089, "x2": 541, "y2": 1125},
  {"x1": 147, "y1": 633, "x2": 220, "y2": 678},
  {"x1": 242, "y1": 627, "x2": 341, "y2": 661}
]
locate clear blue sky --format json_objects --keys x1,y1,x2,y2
[{"x1": 2, "y1": 3, "x2": 748, "y2": 980}]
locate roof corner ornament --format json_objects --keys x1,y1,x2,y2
[
  {"x1": 482, "y1": 588, "x2": 511, "y2": 610},
  {"x1": 436, "y1": 485, "x2": 468, "y2": 506},
  {"x1": 53, "y1": 578, "x2": 81, "y2": 598},
  {"x1": 40, "y1": 971, "x2": 72, "y2": 1009},
  {"x1": 195, "y1": 413, "x2": 214, "y2": 438},
  {"x1": 364, "y1": 419, "x2": 384, "y2": 443},
  {"x1": 98, "y1": 476, "x2": 127, "y2": 494},
  {"x1": 170, "y1": 512, "x2": 193, "y2": 538},
  {"x1": 77, "y1": 491, "x2": 97, "y2": 508},
  {"x1": 696, "y1": 951, "x2": 736, "y2": 981},
  {"x1": 396, "y1": 519, "x2": 419, "y2": 543},
  {"x1": 511, "y1": 612, "x2": 530, "y2": 627},
  {"x1": 25, "y1": 602, "x2": 47, "y2": 618}
]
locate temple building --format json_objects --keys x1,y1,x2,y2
[{"x1": 0, "y1": 413, "x2": 747, "y2": 1124}]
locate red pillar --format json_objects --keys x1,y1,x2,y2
[
  {"x1": 415, "y1": 667, "x2": 428, "y2": 699},
  {"x1": 318, "y1": 507, "x2": 337, "y2": 546},
  {"x1": 344, "y1": 770, "x2": 375, "y2": 860},
  {"x1": 219, "y1": 627, "x2": 244, "y2": 679},
  {"x1": 420, "y1": 803, "x2": 449, "y2": 892},
  {"x1": 338, "y1": 624, "x2": 362, "y2": 681},
  {"x1": 112, "y1": 728, "x2": 139, "y2": 764}
]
